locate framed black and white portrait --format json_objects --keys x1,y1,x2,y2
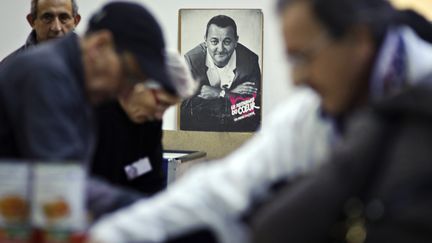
[{"x1": 179, "y1": 9, "x2": 263, "y2": 132}]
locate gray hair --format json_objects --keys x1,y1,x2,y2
[
  {"x1": 165, "y1": 50, "x2": 198, "y2": 99},
  {"x1": 30, "y1": 0, "x2": 79, "y2": 19}
]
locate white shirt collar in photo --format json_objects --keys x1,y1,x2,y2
[{"x1": 206, "y1": 50, "x2": 237, "y2": 89}]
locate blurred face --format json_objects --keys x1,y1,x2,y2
[
  {"x1": 82, "y1": 31, "x2": 180, "y2": 113},
  {"x1": 281, "y1": 1, "x2": 373, "y2": 115},
  {"x1": 82, "y1": 32, "x2": 137, "y2": 105},
  {"x1": 205, "y1": 24, "x2": 238, "y2": 68},
  {"x1": 28, "y1": 0, "x2": 80, "y2": 43},
  {"x1": 119, "y1": 83, "x2": 180, "y2": 123}
]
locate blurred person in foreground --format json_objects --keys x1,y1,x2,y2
[
  {"x1": 0, "y1": 1, "x2": 181, "y2": 218},
  {"x1": 251, "y1": 1, "x2": 432, "y2": 242},
  {"x1": 88, "y1": 1, "x2": 432, "y2": 243},
  {"x1": 0, "y1": 0, "x2": 195, "y2": 196}
]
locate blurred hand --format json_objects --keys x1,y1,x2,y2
[
  {"x1": 231, "y1": 82, "x2": 257, "y2": 95},
  {"x1": 198, "y1": 85, "x2": 220, "y2": 99}
]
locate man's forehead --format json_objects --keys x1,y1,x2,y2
[
  {"x1": 37, "y1": 0, "x2": 73, "y2": 14},
  {"x1": 207, "y1": 24, "x2": 235, "y2": 37}
]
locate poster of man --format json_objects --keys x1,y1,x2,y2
[{"x1": 179, "y1": 9, "x2": 263, "y2": 132}]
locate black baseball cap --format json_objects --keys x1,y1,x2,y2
[{"x1": 87, "y1": 1, "x2": 175, "y2": 94}]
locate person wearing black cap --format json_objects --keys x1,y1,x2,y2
[
  {"x1": 0, "y1": 1, "x2": 178, "y2": 215},
  {"x1": 0, "y1": 0, "x2": 184, "y2": 196}
]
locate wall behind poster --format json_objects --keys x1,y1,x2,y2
[
  {"x1": 389, "y1": 0, "x2": 432, "y2": 20},
  {"x1": 0, "y1": 0, "x2": 293, "y2": 130}
]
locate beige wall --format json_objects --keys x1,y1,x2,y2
[
  {"x1": 390, "y1": 0, "x2": 432, "y2": 20},
  {"x1": 163, "y1": 130, "x2": 254, "y2": 160}
]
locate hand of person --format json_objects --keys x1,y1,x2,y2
[
  {"x1": 197, "y1": 85, "x2": 220, "y2": 99},
  {"x1": 230, "y1": 82, "x2": 258, "y2": 96}
]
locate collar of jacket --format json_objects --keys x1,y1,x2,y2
[
  {"x1": 370, "y1": 26, "x2": 432, "y2": 101},
  {"x1": 24, "y1": 30, "x2": 38, "y2": 49}
]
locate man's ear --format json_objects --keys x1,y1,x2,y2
[
  {"x1": 74, "y1": 14, "x2": 81, "y2": 26},
  {"x1": 26, "y1": 14, "x2": 35, "y2": 27}
]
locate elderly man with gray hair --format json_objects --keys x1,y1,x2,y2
[{"x1": 1, "y1": 0, "x2": 81, "y2": 63}]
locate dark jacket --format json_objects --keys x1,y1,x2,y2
[
  {"x1": 0, "y1": 33, "x2": 95, "y2": 161},
  {"x1": 2, "y1": 31, "x2": 166, "y2": 195},
  {"x1": 0, "y1": 34, "x2": 144, "y2": 218},
  {"x1": 180, "y1": 43, "x2": 261, "y2": 132},
  {"x1": 0, "y1": 30, "x2": 38, "y2": 64},
  {"x1": 251, "y1": 85, "x2": 432, "y2": 243},
  {"x1": 91, "y1": 101, "x2": 165, "y2": 195}
]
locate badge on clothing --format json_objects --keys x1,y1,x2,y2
[{"x1": 124, "y1": 157, "x2": 152, "y2": 180}]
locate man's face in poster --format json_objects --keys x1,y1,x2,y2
[{"x1": 205, "y1": 24, "x2": 238, "y2": 68}]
